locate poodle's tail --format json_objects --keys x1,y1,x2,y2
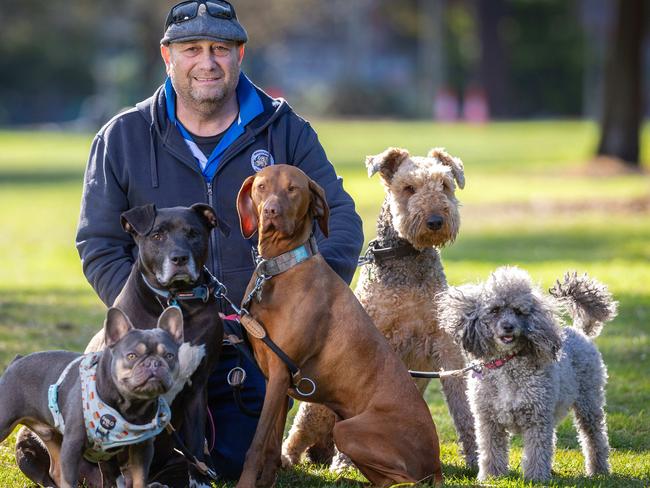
[{"x1": 549, "y1": 271, "x2": 618, "y2": 338}]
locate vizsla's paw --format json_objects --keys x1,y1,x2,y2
[{"x1": 329, "y1": 450, "x2": 353, "y2": 474}]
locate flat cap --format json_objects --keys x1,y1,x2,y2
[{"x1": 161, "y1": 1, "x2": 248, "y2": 45}]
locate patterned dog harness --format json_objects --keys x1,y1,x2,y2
[{"x1": 48, "y1": 353, "x2": 172, "y2": 462}]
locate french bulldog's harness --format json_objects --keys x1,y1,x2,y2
[{"x1": 48, "y1": 353, "x2": 171, "y2": 462}]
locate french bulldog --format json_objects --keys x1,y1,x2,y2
[{"x1": 1, "y1": 306, "x2": 183, "y2": 488}]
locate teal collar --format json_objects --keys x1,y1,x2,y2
[{"x1": 254, "y1": 236, "x2": 319, "y2": 278}]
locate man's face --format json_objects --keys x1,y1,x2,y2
[{"x1": 161, "y1": 40, "x2": 244, "y2": 114}]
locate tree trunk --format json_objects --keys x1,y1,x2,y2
[
  {"x1": 596, "y1": 0, "x2": 645, "y2": 167},
  {"x1": 477, "y1": 0, "x2": 511, "y2": 118}
]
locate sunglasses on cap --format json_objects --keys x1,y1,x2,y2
[{"x1": 165, "y1": 0, "x2": 235, "y2": 30}]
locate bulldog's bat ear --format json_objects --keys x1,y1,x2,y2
[
  {"x1": 237, "y1": 174, "x2": 258, "y2": 239},
  {"x1": 365, "y1": 147, "x2": 410, "y2": 183},
  {"x1": 104, "y1": 307, "x2": 134, "y2": 347},
  {"x1": 157, "y1": 306, "x2": 184, "y2": 345},
  {"x1": 121, "y1": 204, "x2": 157, "y2": 236},
  {"x1": 191, "y1": 203, "x2": 231, "y2": 237},
  {"x1": 308, "y1": 179, "x2": 329, "y2": 238}
]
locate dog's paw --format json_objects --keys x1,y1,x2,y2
[
  {"x1": 329, "y1": 450, "x2": 353, "y2": 474},
  {"x1": 281, "y1": 451, "x2": 300, "y2": 468}
]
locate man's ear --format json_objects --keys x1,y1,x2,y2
[
  {"x1": 237, "y1": 175, "x2": 258, "y2": 239},
  {"x1": 237, "y1": 43, "x2": 245, "y2": 66},
  {"x1": 191, "y1": 203, "x2": 231, "y2": 237},
  {"x1": 157, "y1": 306, "x2": 184, "y2": 345},
  {"x1": 121, "y1": 204, "x2": 157, "y2": 236},
  {"x1": 104, "y1": 307, "x2": 134, "y2": 347},
  {"x1": 161, "y1": 44, "x2": 172, "y2": 73},
  {"x1": 308, "y1": 179, "x2": 329, "y2": 238}
]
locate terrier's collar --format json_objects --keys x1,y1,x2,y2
[
  {"x1": 359, "y1": 238, "x2": 421, "y2": 266},
  {"x1": 141, "y1": 273, "x2": 211, "y2": 305}
]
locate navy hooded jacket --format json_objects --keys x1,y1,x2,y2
[{"x1": 76, "y1": 76, "x2": 363, "y2": 309}]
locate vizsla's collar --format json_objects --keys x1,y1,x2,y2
[{"x1": 254, "y1": 235, "x2": 319, "y2": 278}]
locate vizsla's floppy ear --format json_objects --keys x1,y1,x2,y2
[
  {"x1": 237, "y1": 174, "x2": 258, "y2": 239},
  {"x1": 121, "y1": 204, "x2": 157, "y2": 236},
  {"x1": 190, "y1": 203, "x2": 231, "y2": 237},
  {"x1": 104, "y1": 307, "x2": 134, "y2": 347},
  {"x1": 308, "y1": 179, "x2": 329, "y2": 238},
  {"x1": 365, "y1": 147, "x2": 410, "y2": 183},
  {"x1": 157, "y1": 306, "x2": 184, "y2": 345},
  {"x1": 428, "y1": 147, "x2": 465, "y2": 189}
]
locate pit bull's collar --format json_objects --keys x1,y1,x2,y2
[
  {"x1": 141, "y1": 273, "x2": 211, "y2": 306},
  {"x1": 48, "y1": 353, "x2": 172, "y2": 463}
]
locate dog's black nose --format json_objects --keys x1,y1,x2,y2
[
  {"x1": 427, "y1": 216, "x2": 444, "y2": 230},
  {"x1": 170, "y1": 254, "x2": 189, "y2": 266},
  {"x1": 501, "y1": 323, "x2": 514, "y2": 333}
]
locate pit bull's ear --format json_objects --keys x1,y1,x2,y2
[
  {"x1": 104, "y1": 307, "x2": 134, "y2": 347},
  {"x1": 157, "y1": 306, "x2": 184, "y2": 345},
  {"x1": 121, "y1": 204, "x2": 157, "y2": 236},
  {"x1": 428, "y1": 147, "x2": 465, "y2": 190},
  {"x1": 365, "y1": 147, "x2": 410, "y2": 183},
  {"x1": 190, "y1": 203, "x2": 231, "y2": 237},
  {"x1": 308, "y1": 179, "x2": 329, "y2": 238},
  {"x1": 237, "y1": 174, "x2": 258, "y2": 239}
]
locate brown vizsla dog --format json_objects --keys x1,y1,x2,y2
[{"x1": 235, "y1": 164, "x2": 443, "y2": 488}]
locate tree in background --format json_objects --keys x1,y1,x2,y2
[{"x1": 596, "y1": 0, "x2": 645, "y2": 168}]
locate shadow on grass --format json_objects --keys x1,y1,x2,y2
[
  {"x1": 0, "y1": 169, "x2": 83, "y2": 185},
  {"x1": 0, "y1": 288, "x2": 104, "y2": 369},
  {"x1": 446, "y1": 229, "x2": 648, "y2": 264}
]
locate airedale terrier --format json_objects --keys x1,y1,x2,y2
[{"x1": 282, "y1": 147, "x2": 478, "y2": 471}]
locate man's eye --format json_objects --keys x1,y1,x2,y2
[{"x1": 126, "y1": 353, "x2": 137, "y2": 360}]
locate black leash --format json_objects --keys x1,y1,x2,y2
[
  {"x1": 204, "y1": 266, "x2": 317, "y2": 398},
  {"x1": 165, "y1": 425, "x2": 219, "y2": 482}
]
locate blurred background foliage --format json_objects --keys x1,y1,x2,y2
[{"x1": 0, "y1": 0, "x2": 639, "y2": 121}]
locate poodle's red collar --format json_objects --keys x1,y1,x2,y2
[{"x1": 483, "y1": 353, "x2": 517, "y2": 370}]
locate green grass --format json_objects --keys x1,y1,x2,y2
[{"x1": 0, "y1": 121, "x2": 649, "y2": 486}]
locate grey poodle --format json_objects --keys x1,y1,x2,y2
[{"x1": 439, "y1": 266, "x2": 617, "y2": 482}]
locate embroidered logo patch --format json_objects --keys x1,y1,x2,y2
[
  {"x1": 100, "y1": 414, "x2": 117, "y2": 430},
  {"x1": 251, "y1": 149, "x2": 274, "y2": 172}
]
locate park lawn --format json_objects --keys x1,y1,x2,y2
[{"x1": 0, "y1": 121, "x2": 649, "y2": 486}]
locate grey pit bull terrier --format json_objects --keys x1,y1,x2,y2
[
  {"x1": 0, "y1": 306, "x2": 183, "y2": 488},
  {"x1": 16, "y1": 203, "x2": 228, "y2": 487}
]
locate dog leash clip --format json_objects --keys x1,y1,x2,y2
[{"x1": 292, "y1": 373, "x2": 317, "y2": 397}]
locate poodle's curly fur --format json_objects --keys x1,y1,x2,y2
[
  {"x1": 282, "y1": 147, "x2": 477, "y2": 472},
  {"x1": 439, "y1": 266, "x2": 617, "y2": 482}
]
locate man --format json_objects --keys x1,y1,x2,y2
[{"x1": 76, "y1": 0, "x2": 363, "y2": 482}]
